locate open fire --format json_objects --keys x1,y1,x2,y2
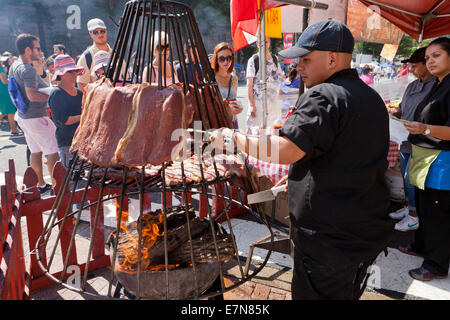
[{"x1": 113, "y1": 205, "x2": 235, "y2": 274}]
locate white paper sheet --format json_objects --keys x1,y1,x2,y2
[{"x1": 389, "y1": 118, "x2": 410, "y2": 144}]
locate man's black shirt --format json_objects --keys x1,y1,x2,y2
[{"x1": 280, "y1": 68, "x2": 394, "y2": 262}]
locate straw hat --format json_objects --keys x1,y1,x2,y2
[{"x1": 52, "y1": 54, "x2": 85, "y2": 81}]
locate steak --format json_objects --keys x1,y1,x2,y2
[
  {"x1": 204, "y1": 153, "x2": 247, "y2": 179},
  {"x1": 70, "y1": 78, "x2": 112, "y2": 157},
  {"x1": 89, "y1": 165, "x2": 162, "y2": 183},
  {"x1": 164, "y1": 156, "x2": 213, "y2": 187},
  {"x1": 89, "y1": 84, "x2": 138, "y2": 167},
  {"x1": 164, "y1": 154, "x2": 249, "y2": 187},
  {"x1": 71, "y1": 81, "x2": 193, "y2": 168},
  {"x1": 116, "y1": 84, "x2": 192, "y2": 166}
]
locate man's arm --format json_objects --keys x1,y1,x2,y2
[
  {"x1": 247, "y1": 77, "x2": 256, "y2": 116},
  {"x1": 246, "y1": 57, "x2": 257, "y2": 117},
  {"x1": 21, "y1": 64, "x2": 49, "y2": 102},
  {"x1": 25, "y1": 87, "x2": 49, "y2": 102},
  {"x1": 210, "y1": 128, "x2": 305, "y2": 165},
  {"x1": 76, "y1": 53, "x2": 89, "y2": 91},
  {"x1": 236, "y1": 131, "x2": 305, "y2": 164}
]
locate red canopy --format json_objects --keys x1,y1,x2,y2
[{"x1": 357, "y1": 0, "x2": 450, "y2": 41}]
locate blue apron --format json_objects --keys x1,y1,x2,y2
[{"x1": 425, "y1": 150, "x2": 450, "y2": 190}]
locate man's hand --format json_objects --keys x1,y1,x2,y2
[
  {"x1": 274, "y1": 175, "x2": 288, "y2": 192},
  {"x1": 209, "y1": 127, "x2": 234, "y2": 150},
  {"x1": 250, "y1": 105, "x2": 257, "y2": 117}
]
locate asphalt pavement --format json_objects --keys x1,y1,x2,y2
[{"x1": 0, "y1": 121, "x2": 34, "y2": 177}]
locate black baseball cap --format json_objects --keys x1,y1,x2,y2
[
  {"x1": 401, "y1": 47, "x2": 426, "y2": 63},
  {"x1": 279, "y1": 19, "x2": 354, "y2": 58}
]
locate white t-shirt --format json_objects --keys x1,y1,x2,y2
[
  {"x1": 246, "y1": 53, "x2": 282, "y2": 101},
  {"x1": 77, "y1": 43, "x2": 112, "y2": 85}
]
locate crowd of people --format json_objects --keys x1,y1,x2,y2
[
  {"x1": 0, "y1": 18, "x2": 116, "y2": 196},
  {"x1": 357, "y1": 62, "x2": 410, "y2": 85},
  {"x1": 0, "y1": 16, "x2": 449, "y2": 300}
]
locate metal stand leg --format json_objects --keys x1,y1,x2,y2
[{"x1": 244, "y1": 200, "x2": 293, "y2": 276}]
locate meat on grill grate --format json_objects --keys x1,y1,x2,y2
[
  {"x1": 71, "y1": 79, "x2": 194, "y2": 168},
  {"x1": 86, "y1": 154, "x2": 255, "y2": 189}
]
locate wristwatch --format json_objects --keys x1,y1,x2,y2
[
  {"x1": 223, "y1": 129, "x2": 238, "y2": 147},
  {"x1": 424, "y1": 125, "x2": 431, "y2": 135}
]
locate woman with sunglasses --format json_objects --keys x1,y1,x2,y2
[
  {"x1": 211, "y1": 42, "x2": 242, "y2": 129},
  {"x1": 400, "y1": 37, "x2": 450, "y2": 282},
  {"x1": 143, "y1": 31, "x2": 178, "y2": 85}
]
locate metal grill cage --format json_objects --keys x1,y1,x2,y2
[
  {"x1": 107, "y1": 0, "x2": 231, "y2": 129},
  {"x1": 36, "y1": 0, "x2": 275, "y2": 300}
]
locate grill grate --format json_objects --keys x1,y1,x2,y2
[{"x1": 35, "y1": 0, "x2": 274, "y2": 300}]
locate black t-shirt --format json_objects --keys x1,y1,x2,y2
[
  {"x1": 409, "y1": 73, "x2": 450, "y2": 150},
  {"x1": 176, "y1": 62, "x2": 203, "y2": 85},
  {"x1": 48, "y1": 87, "x2": 83, "y2": 148},
  {"x1": 280, "y1": 68, "x2": 394, "y2": 262}
]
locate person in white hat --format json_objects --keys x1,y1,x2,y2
[{"x1": 76, "y1": 18, "x2": 111, "y2": 91}]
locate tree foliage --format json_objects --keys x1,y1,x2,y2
[
  {"x1": 396, "y1": 35, "x2": 434, "y2": 58},
  {"x1": 353, "y1": 34, "x2": 439, "y2": 62}
]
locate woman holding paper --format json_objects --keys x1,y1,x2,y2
[
  {"x1": 401, "y1": 37, "x2": 450, "y2": 282},
  {"x1": 389, "y1": 47, "x2": 436, "y2": 232}
]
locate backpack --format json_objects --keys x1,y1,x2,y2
[
  {"x1": 83, "y1": 48, "x2": 93, "y2": 70},
  {"x1": 251, "y1": 53, "x2": 278, "y2": 76},
  {"x1": 8, "y1": 70, "x2": 28, "y2": 114}
]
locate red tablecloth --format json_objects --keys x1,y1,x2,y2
[
  {"x1": 247, "y1": 156, "x2": 289, "y2": 185},
  {"x1": 387, "y1": 141, "x2": 399, "y2": 167},
  {"x1": 387, "y1": 108, "x2": 400, "y2": 167}
]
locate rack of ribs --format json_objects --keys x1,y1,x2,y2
[
  {"x1": 164, "y1": 154, "x2": 250, "y2": 187},
  {"x1": 164, "y1": 156, "x2": 215, "y2": 187},
  {"x1": 88, "y1": 165, "x2": 163, "y2": 184}
]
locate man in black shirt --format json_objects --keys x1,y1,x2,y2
[{"x1": 210, "y1": 19, "x2": 394, "y2": 299}]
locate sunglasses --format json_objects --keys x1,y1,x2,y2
[
  {"x1": 218, "y1": 55, "x2": 232, "y2": 63},
  {"x1": 92, "y1": 29, "x2": 106, "y2": 35},
  {"x1": 156, "y1": 44, "x2": 169, "y2": 51}
]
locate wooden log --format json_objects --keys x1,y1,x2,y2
[
  {"x1": 138, "y1": 205, "x2": 195, "y2": 231},
  {"x1": 168, "y1": 234, "x2": 235, "y2": 265},
  {"x1": 115, "y1": 207, "x2": 204, "y2": 272}
]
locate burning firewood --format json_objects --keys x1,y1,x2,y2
[
  {"x1": 114, "y1": 205, "x2": 222, "y2": 272},
  {"x1": 169, "y1": 234, "x2": 235, "y2": 265}
]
